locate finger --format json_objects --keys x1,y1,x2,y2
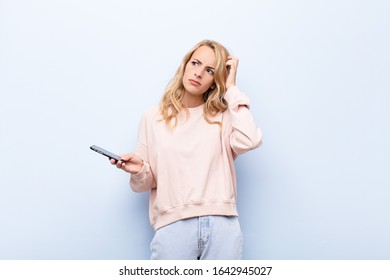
[
  {"x1": 226, "y1": 59, "x2": 238, "y2": 68},
  {"x1": 119, "y1": 153, "x2": 134, "y2": 162},
  {"x1": 111, "y1": 158, "x2": 124, "y2": 166},
  {"x1": 121, "y1": 153, "x2": 143, "y2": 165},
  {"x1": 227, "y1": 55, "x2": 238, "y2": 61},
  {"x1": 226, "y1": 56, "x2": 239, "y2": 66},
  {"x1": 226, "y1": 60, "x2": 236, "y2": 70},
  {"x1": 116, "y1": 159, "x2": 124, "y2": 168},
  {"x1": 119, "y1": 161, "x2": 126, "y2": 170}
]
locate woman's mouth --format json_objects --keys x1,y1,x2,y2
[{"x1": 189, "y1": 79, "x2": 201, "y2": 86}]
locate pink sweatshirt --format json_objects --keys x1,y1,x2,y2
[{"x1": 130, "y1": 86, "x2": 262, "y2": 230}]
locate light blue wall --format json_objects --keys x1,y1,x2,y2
[{"x1": 1, "y1": 0, "x2": 389, "y2": 259}]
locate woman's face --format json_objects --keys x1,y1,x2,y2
[{"x1": 182, "y1": 45, "x2": 216, "y2": 98}]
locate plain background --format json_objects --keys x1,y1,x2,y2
[{"x1": 0, "y1": 0, "x2": 389, "y2": 259}]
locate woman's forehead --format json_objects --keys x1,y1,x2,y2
[{"x1": 191, "y1": 46, "x2": 216, "y2": 67}]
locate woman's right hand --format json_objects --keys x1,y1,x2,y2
[{"x1": 110, "y1": 153, "x2": 144, "y2": 174}]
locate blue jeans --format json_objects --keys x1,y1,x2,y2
[{"x1": 150, "y1": 216, "x2": 243, "y2": 260}]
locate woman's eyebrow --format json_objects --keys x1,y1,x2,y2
[
  {"x1": 193, "y1": 58, "x2": 202, "y2": 65},
  {"x1": 193, "y1": 58, "x2": 215, "y2": 70}
]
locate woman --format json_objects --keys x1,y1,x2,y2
[{"x1": 112, "y1": 39, "x2": 262, "y2": 259}]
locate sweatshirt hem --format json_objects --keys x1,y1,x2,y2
[{"x1": 151, "y1": 202, "x2": 238, "y2": 230}]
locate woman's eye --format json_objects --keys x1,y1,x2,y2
[
  {"x1": 206, "y1": 68, "x2": 214, "y2": 75},
  {"x1": 191, "y1": 61, "x2": 199, "y2": 66}
]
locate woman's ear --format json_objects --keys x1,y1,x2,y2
[{"x1": 210, "y1": 84, "x2": 216, "y2": 90}]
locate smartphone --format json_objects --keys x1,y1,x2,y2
[{"x1": 90, "y1": 145, "x2": 122, "y2": 162}]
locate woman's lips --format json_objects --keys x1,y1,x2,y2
[{"x1": 189, "y1": 79, "x2": 201, "y2": 86}]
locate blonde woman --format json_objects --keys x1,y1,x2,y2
[{"x1": 112, "y1": 40, "x2": 262, "y2": 259}]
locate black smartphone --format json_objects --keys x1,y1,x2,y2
[{"x1": 90, "y1": 145, "x2": 122, "y2": 162}]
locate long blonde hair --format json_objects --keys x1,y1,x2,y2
[{"x1": 160, "y1": 40, "x2": 230, "y2": 127}]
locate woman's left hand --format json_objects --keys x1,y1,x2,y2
[{"x1": 225, "y1": 55, "x2": 239, "y2": 89}]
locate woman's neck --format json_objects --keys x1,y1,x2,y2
[{"x1": 182, "y1": 91, "x2": 204, "y2": 108}]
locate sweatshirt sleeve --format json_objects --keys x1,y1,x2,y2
[
  {"x1": 224, "y1": 86, "x2": 263, "y2": 157},
  {"x1": 130, "y1": 110, "x2": 156, "y2": 192}
]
